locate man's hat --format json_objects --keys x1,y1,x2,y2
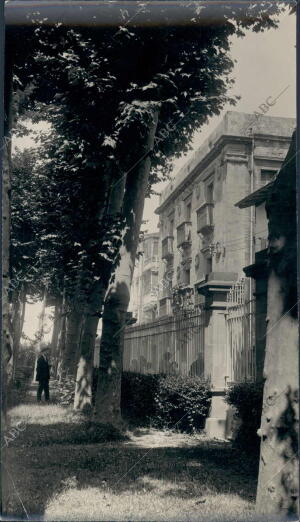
[{"x1": 41, "y1": 346, "x2": 49, "y2": 353}]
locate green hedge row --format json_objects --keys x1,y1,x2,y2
[
  {"x1": 55, "y1": 371, "x2": 212, "y2": 433},
  {"x1": 122, "y1": 372, "x2": 212, "y2": 433}
]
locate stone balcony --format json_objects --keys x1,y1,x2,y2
[
  {"x1": 177, "y1": 221, "x2": 192, "y2": 248},
  {"x1": 161, "y1": 236, "x2": 174, "y2": 260},
  {"x1": 197, "y1": 204, "x2": 214, "y2": 235}
]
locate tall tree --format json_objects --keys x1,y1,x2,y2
[{"x1": 2, "y1": 51, "x2": 14, "y2": 417}]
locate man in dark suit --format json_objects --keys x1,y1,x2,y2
[{"x1": 36, "y1": 347, "x2": 51, "y2": 402}]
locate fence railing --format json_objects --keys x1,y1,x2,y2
[
  {"x1": 124, "y1": 306, "x2": 206, "y2": 377},
  {"x1": 226, "y1": 279, "x2": 255, "y2": 382}
]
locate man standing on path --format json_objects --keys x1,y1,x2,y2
[{"x1": 36, "y1": 347, "x2": 51, "y2": 402}]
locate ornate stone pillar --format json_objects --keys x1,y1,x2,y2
[{"x1": 198, "y1": 272, "x2": 237, "y2": 439}]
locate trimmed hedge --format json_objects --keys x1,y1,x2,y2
[
  {"x1": 154, "y1": 375, "x2": 211, "y2": 433},
  {"x1": 225, "y1": 381, "x2": 264, "y2": 453},
  {"x1": 122, "y1": 372, "x2": 211, "y2": 433},
  {"x1": 121, "y1": 372, "x2": 159, "y2": 425},
  {"x1": 51, "y1": 370, "x2": 212, "y2": 434}
]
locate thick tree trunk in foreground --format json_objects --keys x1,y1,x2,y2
[
  {"x1": 74, "y1": 283, "x2": 105, "y2": 411},
  {"x1": 256, "y1": 132, "x2": 298, "y2": 516},
  {"x1": 94, "y1": 106, "x2": 159, "y2": 425},
  {"x1": 60, "y1": 309, "x2": 83, "y2": 379},
  {"x1": 256, "y1": 271, "x2": 298, "y2": 516},
  {"x1": 74, "y1": 166, "x2": 128, "y2": 411}
]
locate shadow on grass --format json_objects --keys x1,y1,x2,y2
[
  {"x1": 11, "y1": 422, "x2": 127, "y2": 446},
  {"x1": 3, "y1": 401, "x2": 261, "y2": 520},
  {"x1": 4, "y1": 428, "x2": 259, "y2": 520}
]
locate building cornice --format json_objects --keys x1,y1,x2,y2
[
  {"x1": 155, "y1": 131, "x2": 294, "y2": 216},
  {"x1": 156, "y1": 134, "x2": 252, "y2": 214},
  {"x1": 254, "y1": 154, "x2": 287, "y2": 163}
]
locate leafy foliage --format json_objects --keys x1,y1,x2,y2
[
  {"x1": 121, "y1": 371, "x2": 160, "y2": 424},
  {"x1": 58, "y1": 370, "x2": 211, "y2": 433},
  {"x1": 51, "y1": 377, "x2": 76, "y2": 406},
  {"x1": 225, "y1": 381, "x2": 264, "y2": 453},
  {"x1": 154, "y1": 375, "x2": 211, "y2": 433},
  {"x1": 10, "y1": 148, "x2": 43, "y2": 298}
]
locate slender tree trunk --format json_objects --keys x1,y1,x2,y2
[
  {"x1": 94, "y1": 106, "x2": 159, "y2": 425},
  {"x1": 2, "y1": 47, "x2": 14, "y2": 418},
  {"x1": 60, "y1": 308, "x2": 83, "y2": 379},
  {"x1": 19, "y1": 285, "x2": 26, "y2": 342},
  {"x1": 11, "y1": 286, "x2": 26, "y2": 380},
  {"x1": 50, "y1": 294, "x2": 63, "y2": 377},
  {"x1": 56, "y1": 288, "x2": 67, "y2": 381}
]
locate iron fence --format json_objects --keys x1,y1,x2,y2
[
  {"x1": 226, "y1": 279, "x2": 255, "y2": 382},
  {"x1": 123, "y1": 306, "x2": 206, "y2": 377}
]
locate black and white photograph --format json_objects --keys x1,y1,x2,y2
[{"x1": 1, "y1": 1, "x2": 298, "y2": 520}]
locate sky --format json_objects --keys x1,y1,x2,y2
[
  {"x1": 142, "y1": 11, "x2": 296, "y2": 233},
  {"x1": 16, "y1": 11, "x2": 296, "y2": 341}
]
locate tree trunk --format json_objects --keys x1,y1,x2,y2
[
  {"x1": 50, "y1": 294, "x2": 63, "y2": 377},
  {"x1": 73, "y1": 162, "x2": 129, "y2": 411},
  {"x1": 94, "y1": 106, "x2": 159, "y2": 425},
  {"x1": 11, "y1": 285, "x2": 26, "y2": 380},
  {"x1": 256, "y1": 270, "x2": 298, "y2": 516},
  {"x1": 60, "y1": 308, "x2": 83, "y2": 379},
  {"x1": 56, "y1": 288, "x2": 67, "y2": 381},
  {"x1": 256, "y1": 131, "x2": 298, "y2": 516},
  {"x1": 19, "y1": 285, "x2": 26, "y2": 342},
  {"x1": 2, "y1": 47, "x2": 14, "y2": 418},
  {"x1": 73, "y1": 283, "x2": 105, "y2": 411}
]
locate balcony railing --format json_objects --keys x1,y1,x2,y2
[
  {"x1": 162, "y1": 236, "x2": 174, "y2": 260},
  {"x1": 161, "y1": 282, "x2": 172, "y2": 299},
  {"x1": 197, "y1": 204, "x2": 214, "y2": 234},
  {"x1": 159, "y1": 297, "x2": 172, "y2": 316},
  {"x1": 177, "y1": 221, "x2": 192, "y2": 248}
]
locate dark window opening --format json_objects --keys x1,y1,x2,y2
[{"x1": 186, "y1": 203, "x2": 191, "y2": 221}]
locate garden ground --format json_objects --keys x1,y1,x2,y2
[{"x1": 2, "y1": 393, "x2": 262, "y2": 522}]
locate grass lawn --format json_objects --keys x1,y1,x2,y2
[{"x1": 2, "y1": 401, "x2": 260, "y2": 521}]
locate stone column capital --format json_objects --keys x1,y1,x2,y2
[{"x1": 196, "y1": 272, "x2": 238, "y2": 310}]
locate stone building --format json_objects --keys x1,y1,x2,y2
[
  {"x1": 154, "y1": 111, "x2": 295, "y2": 437},
  {"x1": 128, "y1": 232, "x2": 159, "y2": 324},
  {"x1": 155, "y1": 111, "x2": 295, "y2": 316}
]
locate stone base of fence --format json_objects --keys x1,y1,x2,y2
[{"x1": 205, "y1": 389, "x2": 230, "y2": 439}]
